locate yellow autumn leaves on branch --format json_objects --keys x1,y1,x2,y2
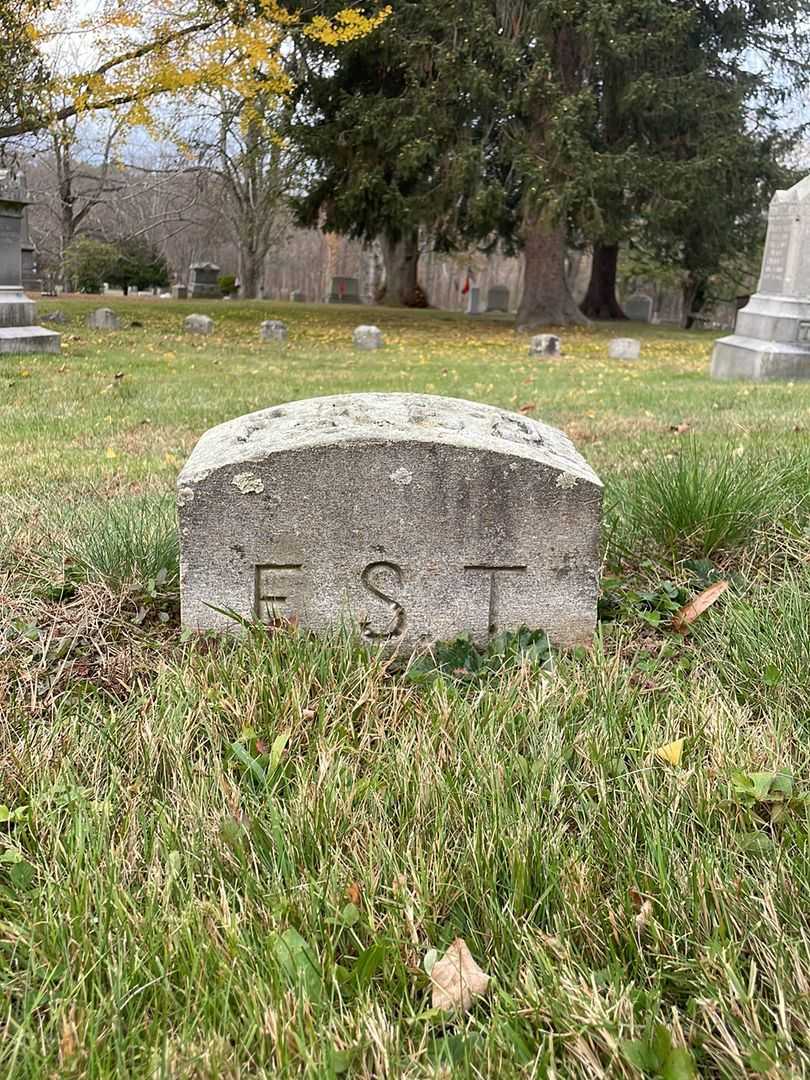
[{"x1": 9, "y1": 0, "x2": 390, "y2": 138}]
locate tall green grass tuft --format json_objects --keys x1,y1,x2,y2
[
  {"x1": 608, "y1": 443, "x2": 781, "y2": 559},
  {"x1": 64, "y1": 494, "x2": 179, "y2": 592}
]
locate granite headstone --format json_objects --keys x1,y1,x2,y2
[{"x1": 177, "y1": 393, "x2": 603, "y2": 650}]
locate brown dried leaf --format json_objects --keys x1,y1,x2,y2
[
  {"x1": 430, "y1": 938, "x2": 490, "y2": 1012},
  {"x1": 345, "y1": 881, "x2": 362, "y2": 906},
  {"x1": 670, "y1": 422, "x2": 690, "y2": 434},
  {"x1": 519, "y1": 402, "x2": 536, "y2": 414},
  {"x1": 672, "y1": 580, "x2": 729, "y2": 633}
]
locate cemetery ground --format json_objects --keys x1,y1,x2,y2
[{"x1": 1, "y1": 297, "x2": 810, "y2": 1080}]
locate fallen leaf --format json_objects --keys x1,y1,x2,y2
[
  {"x1": 105, "y1": 447, "x2": 117, "y2": 459},
  {"x1": 656, "y1": 738, "x2": 684, "y2": 767},
  {"x1": 519, "y1": 401, "x2": 536, "y2": 414},
  {"x1": 672, "y1": 580, "x2": 729, "y2": 633},
  {"x1": 345, "y1": 881, "x2": 362, "y2": 906},
  {"x1": 430, "y1": 938, "x2": 490, "y2": 1012},
  {"x1": 670, "y1": 422, "x2": 690, "y2": 434}
]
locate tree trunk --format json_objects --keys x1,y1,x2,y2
[
  {"x1": 516, "y1": 218, "x2": 589, "y2": 330},
  {"x1": 580, "y1": 242, "x2": 627, "y2": 320},
  {"x1": 239, "y1": 247, "x2": 262, "y2": 299},
  {"x1": 379, "y1": 231, "x2": 426, "y2": 306},
  {"x1": 683, "y1": 275, "x2": 707, "y2": 329}
]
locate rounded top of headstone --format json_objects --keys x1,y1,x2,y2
[
  {"x1": 178, "y1": 393, "x2": 603, "y2": 488},
  {"x1": 190, "y1": 262, "x2": 220, "y2": 271}
]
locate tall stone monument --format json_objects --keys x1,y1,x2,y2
[
  {"x1": 712, "y1": 175, "x2": 810, "y2": 380},
  {"x1": 177, "y1": 393, "x2": 603, "y2": 651},
  {"x1": 189, "y1": 263, "x2": 222, "y2": 299},
  {"x1": 0, "y1": 155, "x2": 60, "y2": 355}
]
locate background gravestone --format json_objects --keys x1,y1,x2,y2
[
  {"x1": 353, "y1": 325, "x2": 384, "y2": 350},
  {"x1": 172, "y1": 284, "x2": 188, "y2": 299},
  {"x1": 712, "y1": 174, "x2": 810, "y2": 380},
  {"x1": 189, "y1": 263, "x2": 222, "y2": 299},
  {"x1": 609, "y1": 337, "x2": 641, "y2": 360},
  {"x1": 185, "y1": 314, "x2": 214, "y2": 335},
  {"x1": 177, "y1": 393, "x2": 603, "y2": 650},
  {"x1": 530, "y1": 334, "x2": 561, "y2": 357},
  {"x1": 624, "y1": 294, "x2": 653, "y2": 322},
  {"x1": 0, "y1": 159, "x2": 60, "y2": 355},
  {"x1": 486, "y1": 285, "x2": 510, "y2": 312},
  {"x1": 466, "y1": 287, "x2": 482, "y2": 315},
  {"x1": 87, "y1": 308, "x2": 121, "y2": 330},
  {"x1": 327, "y1": 276, "x2": 360, "y2": 304},
  {"x1": 260, "y1": 319, "x2": 287, "y2": 342}
]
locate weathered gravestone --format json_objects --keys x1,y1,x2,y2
[
  {"x1": 327, "y1": 276, "x2": 360, "y2": 304},
  {"x1": 260, "y1": 319, "x2": 287, "y2": 343},
  {"x1": 466, "y1": 287, "x2": 482, "y2": 315},
  {"x1": 177, "y1": 393, "x2": 603, "y2": 650},
  {"x1": 486, "y1": 285, "x2": 510, "y2": 313},
  {"x1": 0, "y1": 157, "x2": 60, "y2": 354},
  {"x1": 185, "y1": 314, "x2": 214, "y2": 335},
  {"x1": 87, "y1": 308, "x2": 121, "y2": 330},
  {"x1": 712, "y1": 174, "x2": 810, "y2": 380},
  {"x1": 290, "y1": 290, "x2": 305, "y2": 302},
  {"x1": 353, "y1": 324, "x2": 384, "y2": 350},
  {"x1": 172, "y1": 284, "x2": 188, "y2": 300},
  {"x1": 189, "y1": 263, "x2": 222, "y2": 299},
  {"x1": 609, "y1": 337, "x2": 641, "y2": 360},
  {"x1": 624, "y1": 293, "x2": 653, "y2": 323},
  {"x1": 529, "y1": 334, "x2": 561, "y2": 357}
]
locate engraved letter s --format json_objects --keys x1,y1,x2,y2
[{"x1": 360, "y1": 561, "x2": 406, "y2": 639}]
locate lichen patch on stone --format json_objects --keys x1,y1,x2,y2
[
  {"x1": 390, "y1": 467, "x2": 414, "y2": 486},
  {"x1": 232, "y1": 471, "x2": 264, "y2": 494},
  {"x1": 177, "y1": 486, "x2": 195, "y2": 507},
  {"x1": 555, "y1": 473, "x2": 578, "y2": 490}
]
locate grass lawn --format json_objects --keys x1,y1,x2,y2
[{"x1": 1, "y1": 297, "x2": 809, "y2": 1078}]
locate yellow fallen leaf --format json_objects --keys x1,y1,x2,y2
[
  {"x1": 105, "y1": 447, "x2": 117, "y2": 459},
  {"x1": 656, "y1": 738, "x2": 684, "y2": 767},
  {"x1": 430, "y1": 938, "x2": 490, "y2": 1012},
  {"x1": 673, "y1": 580, "x2": 729, "y2": 633}
]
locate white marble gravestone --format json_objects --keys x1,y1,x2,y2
[
  {"x1": 609, "y1": 337, "x2": 641, "y2": 360},
  {"x1": 185, "y1": 314, "x2": 214, "y2": 335},
  {"x1": 353, "y1": 325, "x2": 384, "y2": 350},
  {"x1": 712, "y1": 175, "x2": 810, "y2": 380},
  {"x1": 177, "y1": 393, "x2": 603, "y2": 651}
]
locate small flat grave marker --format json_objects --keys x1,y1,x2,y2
[
  {"x1": 87, "y1": 308, "x2": 120, "y2": 330},
  {"x1": 177, "y1": 393, "x2": 603, "y2": 651},
  {"x1": 185, "y1": 314, "x2": 214, "y2": 335},
  {"x1": 353, "y1": 325, "x2": 384, "y2": 350},
  {"x1": 609, "y1": 337, "x2": 641, "y2": 360},
  {"x1": 260, "y1": 320, "x2": 288, "y2": 343},
  {"x1": 529, "y1": 334, "x2": 561, "y2": 357}
]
